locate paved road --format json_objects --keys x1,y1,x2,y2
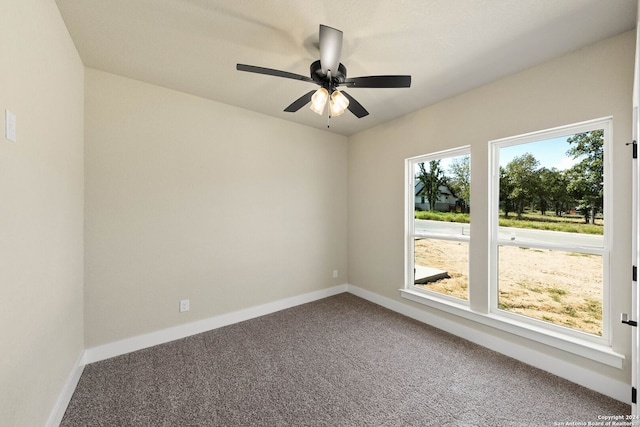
[{"x1": 414, "y1": 219, "x2": 603, "y2": 248}]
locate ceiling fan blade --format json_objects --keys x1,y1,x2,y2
[
  {"x1": 236, "y1": 64, "x2": 314, "y2": 83},
  {"x1": 284, "y1": 90, "x2": 316, "y2": 112},
  {"x1": 340, "y1": 91, "x2": 369, "y2": 118},
  {"x1": 319, "y1": 25, "x2": 343, "y2": 76},
  {"x1": 341, "y1": 75, "x2": 411, "y2": 88}
]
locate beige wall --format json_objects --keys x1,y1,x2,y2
[
  {"x1": 348, "y1": 31, "x2": 635, "y2": 384},
  {"x1": 1, "y1": 2, "x2": 634, "y2": 421},
  {"x1": 84, "y1": 69, "x2": 348, "y2": 347},
  {"x1": 0, "y1": 0, "x2": 85, "y2": 425}
]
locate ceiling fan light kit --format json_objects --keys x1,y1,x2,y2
[{"x1": 237, "y1": 24, "x2": 411, "y2": 121}]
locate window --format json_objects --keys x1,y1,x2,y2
[
  {"x1": 490, "y1": 118, "x2": 610, "y2": 341},
  {"x1": 406, "y1": 147, "x2": 470, "y2": 302},
  {"x1": 403, "y1": 119, "x2": 618, "y2": 365}
]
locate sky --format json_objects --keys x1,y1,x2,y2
[
  {"x1": 498, "y1": 135, "x2": 581, "y2": 170},
  {"x1": 416, "y1": 134, "x2": 584, "y2": 178},
  {"x1": 437, "y1": 156, "x2": 465, "y2": 177}
]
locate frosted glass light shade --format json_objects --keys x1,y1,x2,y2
[
  {"x1": 329, "y1": 90, "x2": 349, "y2": 117},
  {"x1": 310, "y1": 88, "x2": 329, "y2": 115}
]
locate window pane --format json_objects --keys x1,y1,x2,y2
[
  {"x1": 493, "y1": 125, "x2": 607, "y2": 338},
  {"x1": 497, "y1": 245, "x2": 603, "y2": 336},
  {"x1": 414, "y1": 154, "x2": 470, "y2": 239},
  {"x1": 414, "y1": 238, "x2": 468, "y2": 300},
  {"x1": 497, "y1": 131, "x2": 604, "y2": 248}
]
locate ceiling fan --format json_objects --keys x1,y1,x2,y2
[{"x1": 237, "y1": 25, "x2": 411, "y2": 120}]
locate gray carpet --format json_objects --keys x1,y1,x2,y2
[{"x1": 61, "y1": 293, "x2": 629, "y2": 426}]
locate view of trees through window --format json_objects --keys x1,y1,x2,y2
[
  {"x1": 409, "y1": 123, "x2": 607, "y2": 337},
  {"x1": 495, "y1": 129, "x2": 606, "y2": 336},
  {"x1": 412, "y1": 151, "x2": 470, "y2": 301},
  {"x1": 499, "y1": 130, "x2": 604, "y2": 227}
]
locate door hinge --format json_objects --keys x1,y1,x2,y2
[
  {"x1": 628, "y1": 140, "x2": 638, "y2": 159},
  {"x1": 633, "y1": 387, "x2": 637, "y2": 404},
  {"x1": 634, "y1": 265, "x2": 637, "y2": 282},
  {"x1": 622, "y1": 313, "x2": 638, "y2": 327}
]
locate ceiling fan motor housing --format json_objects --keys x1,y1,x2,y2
[{"x1": 310, "y1": 60, "x2": 347, "y2": 91}]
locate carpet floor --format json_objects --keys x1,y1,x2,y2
[{"x1": 61, "y1": 293, "x2": 629, "y2": 426}]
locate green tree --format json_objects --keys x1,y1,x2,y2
[
  {"x1": 417, "y1": 160, "x2": 445, "y2": 212},
  {"x1": 536, "y1": 168, "x2": 551, "y2": 216},
  {"x1": 499, "y1": 166, "x2": 514, "y2": 218},
  {"x1": 566, "y1": 130, "x2": 604, "y2": 224},
  {"x1": 447, "y1": 155, "x2": 470, "y2": 211},
  {"x1": 503, "y1": 153, "x2": 540, "y2": 220},
  {"x1": 538, "y1": 167, "x2": 570, "y2": 216}
]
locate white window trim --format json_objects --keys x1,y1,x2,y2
[{"x1": 400, "y1": 287, "x2": 623, "y2": 368}]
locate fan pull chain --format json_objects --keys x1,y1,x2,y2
[{"x1": 327, "y1": 69, "x2": 332, "y2": 128}]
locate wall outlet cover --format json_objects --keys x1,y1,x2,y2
[{"x1": 6, "y1": 110, "x2": 16, "y2": 142}]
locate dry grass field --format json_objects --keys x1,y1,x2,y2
[{"x1": 414, "y1": 239, "x2": 602, "y2": 336}]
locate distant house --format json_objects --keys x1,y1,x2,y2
[{"x1": 415, "y1": 181, "x2": 466, "y2": 212}]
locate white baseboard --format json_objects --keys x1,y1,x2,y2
[
  {"x1": 83, "y1": 284, "x2": 348, "y2": 365},
  {"x1": 46, "y1": 350, "x2": 85, "y2": 427},
  {"x1": 346, "y1": 284, "x2": 629, "y2": 404}
]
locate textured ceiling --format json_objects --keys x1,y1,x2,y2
[{"x1": 55, "y1": 0, "x2": 637, "y2": 136}]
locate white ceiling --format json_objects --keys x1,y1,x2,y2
[{"x1": 55, "y1": 0, "x2": 637, "y2": 136}]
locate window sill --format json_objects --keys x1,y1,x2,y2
[{"x1": 400, "y1": 288, "x2": 624, "y2": 369}]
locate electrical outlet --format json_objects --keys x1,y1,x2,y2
[
  {"x1": 333, "y1": 270, "x2": 338, "y2": 278},
  {"x1": 179, "y1": 299, "x2": 190, "y2": 313},
  {"x1": 6, "y1": 110, "x2": 16, "y2": 142}
]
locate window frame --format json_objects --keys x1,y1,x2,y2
[
  {"x1": 401, "y1": 118, "x2": 622, "y2": 368},
  {"x1": 489, "y1": 117, "x2": 612, "y2": 345},
  {"x1": 405, "y1": 146, "x2": 471, "y2": 304}
]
